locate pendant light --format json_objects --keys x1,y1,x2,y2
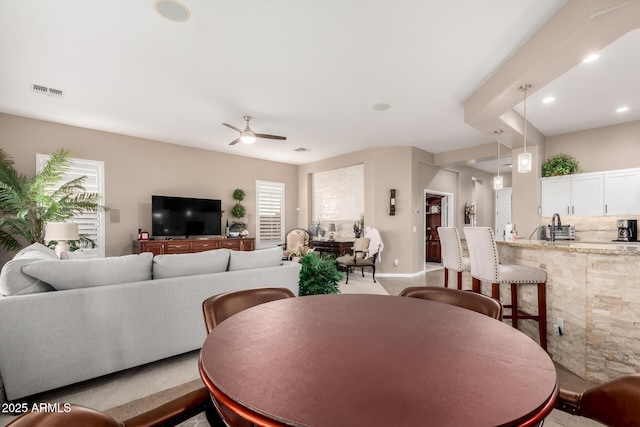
[
  {"x1": 517, "y1": 84, "x2": 532, "y2": 173},
  {"x1": 493, "y1": 130, "x2": 504, "y2": 190}
]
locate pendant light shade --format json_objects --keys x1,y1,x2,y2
[
  {"x1": 493, "y1": 175, "x2": 504, "y2": 190},
  {"x1": 517, "y1": 84, "x2": 532, "y2": 173},
  {"x1": 493, "y1": 129, "x2": 503, "y2": 190}
]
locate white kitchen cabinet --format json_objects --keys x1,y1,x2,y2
[
  {"x1": 541, "y1": 173, "x2": 603, "y2": 216},
  {"x1": 604, "y1": 169, "x2": 640, "y2": 215},
  {"x1": 571, "y1": 173, "x2": 604, "y2": 216},
  {"x1": 541, "y1": 177, "x2": 570, "y2": 217},
  {"x1": 541, "y1": 168, "x2": 640, "y2": 217}
]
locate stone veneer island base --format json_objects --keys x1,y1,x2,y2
[{"x1": 493, "y1": 240, "x2": 640, "y2": 384}]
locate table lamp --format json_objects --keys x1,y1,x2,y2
[{"x1": 45, "y1": 222, "x2": 80, "y2": 257}]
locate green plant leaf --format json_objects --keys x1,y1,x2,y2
[
  {"x1": 298, "y1": 253, "x2": 344, "y2": 296},
  {"x1": 0, "y1": 147, "x2": 104, "y2": 250},
  {"x1": 542, "y1": 153, "x2": 580, "y2": 177}
]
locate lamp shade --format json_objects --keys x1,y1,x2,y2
[
  {"x1": 518, "y1": 152, "x2": 532, "y2": 173},
  {"x1": 493, "y1": 175, "x2": 504, "y2": 190},
  {"x1": 45, "y1": 222, "x2": 79, "y2": 241}
]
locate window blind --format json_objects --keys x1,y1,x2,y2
[{"x1": 256, "y1": 180, "x2": 285, "y2": 249}]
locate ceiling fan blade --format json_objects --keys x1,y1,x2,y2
[
  {"x1": 229, "y1": 137, "x2": 241, "y2": 145},
  {"x1": 222, "y1": 123, "x2": 242, "y2": 132},
  {"x1": 255, "y1": 133, "x2": 287, "y2": 141}
]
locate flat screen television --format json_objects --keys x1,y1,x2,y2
[{"x1": 152, "y1": 195, "x2": 222, "y2": 238}]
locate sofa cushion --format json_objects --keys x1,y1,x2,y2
[
  {"x1": 60, "y1": 250, "x2": 88, "y2": 260},
  {"x1": 0, "y1": 248, "x2": 58, "y2": 296},
  {"x1": 14, "y1": 242, "x2": 59, "y2": 260},
  {"x1": 153, "y1": 249, "x2": 230, "y2": 279},
  {"x1": 228, "y1": 247, "x2": 283, "y2": 271},
  {"x1": 22, "y1": 253, "x2": 153, "y2": 291}
]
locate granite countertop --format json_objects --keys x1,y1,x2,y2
[{"x1": 496, "y1": 239, "x2": 640, "y2": 255}]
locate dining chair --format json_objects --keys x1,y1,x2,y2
[
  {"x1": 399, "y1": 286, "x2": 503, "y2": 320},
  {"x1": 202, "y1": 287, "x2": 295, "y2": 334},
  {"x1": 335, "y1": 237, "x2": 377, "y2": 284},
  {"x1": 436, "y1": 227, "x2": 470, "y2": 290},
  {"x1": 202, "y1": 287, "x2": 296, "y2": 426},
  {"x1": 463, "y1": 226, "x2": 548, "y2": 350},
  {"x1": 6, "y1": 386, "x2": 217, "y2": 427},
  {"x1": 555, "y1": 374, "x2": 640, "y2": 426}
]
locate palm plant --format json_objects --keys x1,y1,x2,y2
[{"x1": 0, "y1": 148, "x2": 102, "y2": 252}]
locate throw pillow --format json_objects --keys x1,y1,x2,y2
[
  {"x1": 14, "y1": 243, "x2": 58, "y2": 260},
  {"x1": 0, "y1": 251, "x2": 58, "y2": 296},
  {"x1": 228, "y1": 246, "x2": 283, "y2": 271},
  {"x1": 22, "y1": 253, "x2": 153, "y2": 291},
  {"x1": 153, "y1": 249, "x2": 230, "y2": 279}
]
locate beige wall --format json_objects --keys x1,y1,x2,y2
[
  {"x1": 0, "y1": 113, "x2": 299, "y2": 259},
  {"x1": 510, "y1": 144, "x2": 545, "y2": 238},
  {"x1": 2, "y1": 112, "x2": 500, "y2": 276},
  {"x1": 298, "y1": 147, "x2": 414, "y2": 275},
  {"x1": 545, "y1": 120, "x2": 640, "y2": 173}
]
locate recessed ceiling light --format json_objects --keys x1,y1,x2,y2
[
  {"x1": 616, "y1": 106, "x2": 630, "y2": 113},
  {"x1": 154, "y1": 0, "x2": 190, "y2": 22},
  {"x1": 542, "y1": 96, "x2": 555, "y2": 104},
  {"x1": 294, "y1": 147, "x2": 310, "y2": 152},
  {"x1": 372, "y1": 103, "x2": 391, "y2": 111},
  {"x1": 582, "y1": 53, "x2": 600, "y2": 63}
]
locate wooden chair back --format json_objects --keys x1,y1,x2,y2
[{"x1": 399, "y1": 286, "x2": 503, "y2": 320}]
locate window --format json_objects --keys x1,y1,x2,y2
[
  {"x1": 312, "y1": 164, "x2": 364, "y2": 224},
  {"x1": 255, "y1": 180, "x2": 285, "y2": 249},
  {"x1": 36, "y1": 154, "x2": 106, "y2": 257}
]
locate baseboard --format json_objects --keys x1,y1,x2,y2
[{"x1": 375, "y1": 271, "x2": 426, "y2": 278}]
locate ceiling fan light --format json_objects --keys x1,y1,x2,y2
[{"x1": 240, "y1": 134, "x2": 256, "y2": 144}]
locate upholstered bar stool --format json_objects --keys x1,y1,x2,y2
[
  {"x1": 437, "y1": 227, "x2": 470, "y2": 290},
  {"x1": 463, "y1": 227, "x2": 548, "y2": 350}
]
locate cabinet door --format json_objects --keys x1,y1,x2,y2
[
  {"x1": 571, "y1": 174, "x2": 603, "y2": 216},
  {"x1": 220, "y1": 239, "x2": 240, "y2": 250},
  {"x1": 604, "y1": 169, "x2": 640, "y2": 215},
  {"x1": 541, "y1": 177, "x2": 570, "y2": 217},
  {"x1": 140, "y1": 241, "x2": 165, "y2": 256},
  {"x1": 239, "y1": 239, "x2": 255, "y2": 251}
]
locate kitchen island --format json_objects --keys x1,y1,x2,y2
[{"x1": 494, "y1": 239, "x2": 640, "y2": 384}]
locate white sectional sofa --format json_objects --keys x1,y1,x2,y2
[{"x1": 0, "y1": 243, "x2": 301, "y2": 401}]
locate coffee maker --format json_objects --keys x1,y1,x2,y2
[{"x1": 615, "y1": 219, "x2": 638, "y2": 242}]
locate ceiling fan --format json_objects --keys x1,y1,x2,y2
[{"x1": 222, "y1": 115, "x2": 287, "y2": 146}]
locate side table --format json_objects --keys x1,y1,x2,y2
[{"x1": 310, "y1": 239, "x2": 354, "y2": 256}]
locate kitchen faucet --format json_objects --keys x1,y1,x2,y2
[{"x1": 550, "y1": 213, "x2": 562, "y2": 242}]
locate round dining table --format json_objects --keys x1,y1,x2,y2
[{"x1": 199, "y1": 294, "x2": 558, "y2": 427}]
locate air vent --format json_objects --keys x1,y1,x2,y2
[
  {"x1": 294, "y1": 147, "x2": 310, "y2": 152},
  {"x1": 31, "y1": 83, "x2": 65, "y2": 98},
  {"x1": 48, "y1": 87, "x2": 64, "y2": 97},
  {"x1": 32, "y1": 84, "x2": 48, "y2": 95}
]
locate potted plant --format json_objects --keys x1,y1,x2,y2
[
  {"x1": 298, "y1": 253, "x2": 345, "y2": 296},
  {"x1": 0, "y1": 148, "x2": 102, "y2": 252},
  {"x1": 542, "y1": 154, "x2": 580, "y2": 177},
  {"x1": 229, "y1": 188, "x2": 246, "y2": 237}
]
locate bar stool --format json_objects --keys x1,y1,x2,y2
[
  {"x1": 437, "y1": 227, "x2": 470, "y2": 290},
  {"x1": 463, "y1": 226, "x2": 548, "y2": 350}
]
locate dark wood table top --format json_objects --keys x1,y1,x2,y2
[{"x1": 200, "y1": 294, "x2": 557, "y2": 427}]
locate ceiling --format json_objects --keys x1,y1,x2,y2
[{"x1": 1, "y1": 1, "x2": 632, "y2": 168}]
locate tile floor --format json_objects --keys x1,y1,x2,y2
[{"x1": 0, "y1": 269, "x2": 604, "y2": 426}]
